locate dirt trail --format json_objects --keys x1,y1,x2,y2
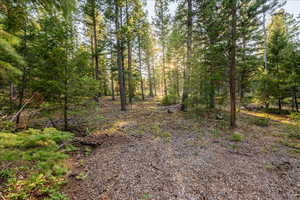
[{"x1": 63, "y1": 98, "x2": 300, "y2": 200}]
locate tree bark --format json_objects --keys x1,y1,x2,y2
[
  {"x1": 92, "y1": 0, "x2": 101, "y2": 100},
  {"x1": 229, "y1": 0, "x2": 237, "y2": 128},
  {"x1": 120, "y1": 6, "x2": 126, "y2": 104},
  {"x1": 146, "y1": 56, "x2": 154, "y2": 97},
  {"x1": 181, "y1": 0, "x2": 192, "y2": 111},
  {"x1": 110, "y1": 45, "x2": 115, "y2": 101},
  {"x1": 138, "y1": 35, "x2": 145, "y2": 100},
  {"x1": 115, "y1": 0, "x2": 126, "y2": 111},
  {"x1": 90, "y1": 34, "x2": 95, "y2": 78},
  {"x1": 278, "y1": 98, "x2": 282, "y2": 113},
  {"x1": 16, "y1": 68, "x2": 26, "y2": 125},
  {"x1": 152, "y1": 64, "x2": 157, "y2": 96},
  {"x1": 295, "y1": 92, "x2": 299, "y2": 112},
  {"x1": 126, "y1": 0, "x2": 134, "y2": 103}
]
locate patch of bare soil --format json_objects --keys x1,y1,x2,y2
[{"x1": 63, "y1": 98, "x2": 300, "y2": 200}]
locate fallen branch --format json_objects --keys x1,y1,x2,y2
[
  {"x1": 0, "y1": 192, "x2": 7, "y2": 200},
  {"x1": 228, "y1": 150, "x2": 252, "y2": 157},
  {"x1": 10, "y1": 95, "x2": 35, "y2": 122}
]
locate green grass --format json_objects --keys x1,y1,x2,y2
[
  {"x1": 252, "y1": 117, "x2": 270, "y2": 127},
  {"x1": 151, "y1": 123, "x2": 171, "y2": 142},
  {"x1": 209, "y1": 128, "x2": 221, "y2": 137},
  {"x1": 279, "y1": 139, "x2": 300, "y2": 150},
  {"x1": 287, "y1": 126, "x2": 300, "y2": 139},
  {"x1": 161, "y1": 94, "x2": 178, "y2": 106},
  {"x1": 0, "y1": 128, "x2": 73, "y2": 200},
  {"x1": 230, "y1": 132, "x2": 243, "y2": 142},
  {"x1": 289, "y1": 112, "x2": 300, "y2": 122}
]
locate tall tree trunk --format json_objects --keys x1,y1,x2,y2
[
  {"x1": 138, "y1": 35, "x2": 145, "y2": 100},
  {"x1": 160, "y1": 4, "x2": 167, "y2": 97},
  {"x1": 181, "y1": 0, "x2": 192, "y2": 111},
  {"x1": 16, "y1": 23, "x2": 28, "y2": 125},
  {"x1": 10, "y1": 82, "x2": 14, "y2": 111},
  {"x1": 278, "y1": 98, "x2": 282, "y2": 113},
  {"x1": 110, "y1": 45, "x2": 115, "y2": 101},
  {"x1": 152, "y1": 64, "x2": 157, "y2": 96},
  {"x1": 162, "y1": 44, "x2": 167, "y2": 96},
  {"x1": 240, "y1": 37, "x2": 246, "y2": 105},
  {"x1": 209, "y1": 74, "x2": 215, "y2": 109},
  {"x1": 64, "y1": 94, "x2": 68, "y2": 131},
  {"x1": 90, "y1": 34, "x2": 95, "y2": 78},
  {"x1": 126, "y1": 0, "x2": 134, "y2": 103},
  {"x1": 92, "y1": 0, "x2": 100, "y2": 100},
  {"x1": 295, "y1": 91, "x2": 299, "y2": 112},
  {"x1": 111, "y1": 72, "x2": 115, "y2": 101},
  {"x1": 120, "y1": 6, "x2": 126, "y2": 104},
  {"x1": 240, "y1": 72, "x2": 245, "y2": 102},
  {"x1": 115, "y1": 0, "x2": 126, "y2": 111},
  {"x1": 16, "y1": 68, "x2": 26, "y2": 125},
  {"x1": 176, "y1": 63, "x2": 180, "y2": 97},
  {"x1": 229, "y1": 1, "x2": 237, "y2": 128},
  {"x1": 263, "y1": 12, "x2": 268, "y2": 71},
  {"x1": 146, "y1": 57, "x2": 154, "y2": 97}
]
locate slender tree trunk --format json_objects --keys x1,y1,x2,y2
[
  {"x1": 181, "y1": 0, "x2": 192, "y2": 111},
  {"x1": 126, "y1": 0, "x2": 134, "y2": 103},
  {"x1": 16, "y1": 68, "x2": 26, "y2": 125},
  {"x1": 90, "y1": 34, "x2": 95, "y2": 77},
  {"x1": 111, "y1": 72, "x2": 115, "y2": 101},
  {"x1": 138, "y1": 35, "x2": 145, "y2": 100},
  {"x1": 16, "y1": 23, "x2": 28, "y2": 125},
  {"x1": 146, "y1": 57, "x2": 154, "y2": 97},
  {"x1": 240, "y1": 73, "x2": 245, "y2": 101},
  {"x1": 110, "y1": 45, "x2": 115, "y2": 101},
  {"x1": 10, "y1": 82, "x2": 14, "y2": 111},
  {"x1": 115, "y1": 0, "x2": 126, "y2": 111},
  {"x1": 295, "y1": 92, "x2": 299, "y2": 112},
  {"x1": 159, "y1": 4, "x2": 167, "y2": 97},
  {"x1": 278, "y1": 98, "x2": 282, "y2": 113},
  {"x1": 229, "y1": 1, "x2": 237, "y2": 128},
  {"x1": 176, "y1": 63, "x2": 180, "y2": 97},
  {"x1": 162, "y1": 44, "x2": 167, "y2": 96},
  {"x1": 120, "y1": 6, "x2": 126, "y2": 104},
  {"x1": 152, "y1": 64, "x2": 157, "y2": 96},
  {"x1": 64, "y1": 94, "x2": 68, "y2": 131},
  {"x1": 240, "y1": 37, "x2": 246, "y2": 105},
  {"x1": 263, "y1": 12, "x2": 268, "y2": 71},
  {"x1": 209, "y1": 74, "x2": 215, "y2": 109},
  {"x1": 92, "y1": 0, "x2": 100, "y2": 100}
]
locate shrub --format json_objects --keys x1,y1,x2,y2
[
  {"x1": 161, "y1": 94, "x2": 178, "y2": 106},
  {"x1": 289, "y1": 112, "x2": 300, "y2": 122},
  {"x1": 253, "y1": 117, "x2": 270, "y2": 127},
  {"x1": 288, "y1": 126, "x2": 300, "y2": 139},
  {"x1": 230, "y1": 132, "x2": 243, "y2": 142},
  {"x1": 0, "y1": 120, "x2": 15, "y2": 132}
]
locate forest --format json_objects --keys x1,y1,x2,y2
[{"x1": 1, "y1": 0, "x2": 300, "y2": 199}]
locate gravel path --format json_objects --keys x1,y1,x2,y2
[{"x1": 63, "y1": 99, "x2": 300, "y2": 200}]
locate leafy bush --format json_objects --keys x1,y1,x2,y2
[
  {"x1": 0, "y1": 120, "x2": 15, "y2": 132},
  {"x1": 161, "y1": 94, "x2": 178, "y2": 106},
  {"x1": 0, "y1": 128, "x2": 73, "y2": 200},
  {"x1": 253, "y1": 117, "x2": 270, "y2": 127},
  {"x1": 288, "y1": 126, "x2": 300, "y2": 139},
  {"x1": 230, "y1": 132, "x2": 243, "y2": 142},
  {"x1": 289, "y1": 112, "x2": 300, "y2": 122}
]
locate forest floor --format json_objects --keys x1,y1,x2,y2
[{"x1": 63, "y1": 97, "x2": 300, "y2": 200}]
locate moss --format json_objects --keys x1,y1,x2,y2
[{"x1": 0, "y1": 128, "x2": 73, "y2": 200}]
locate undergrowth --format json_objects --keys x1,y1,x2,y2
[{"x1": 0, "y1": 128, "x2": 73, "y2": 200}]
